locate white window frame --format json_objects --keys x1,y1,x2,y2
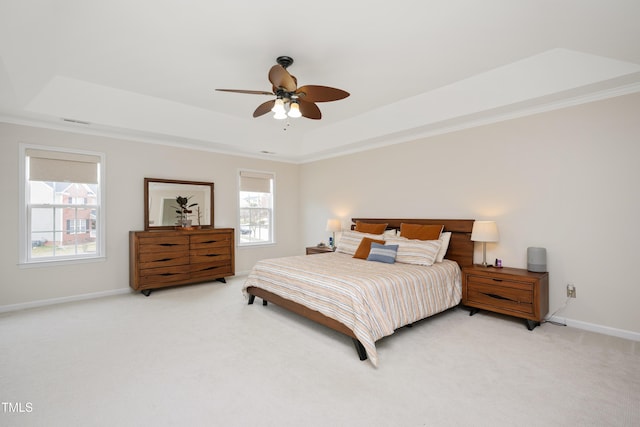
[
  {"x1": 237, "y1": 169, "x2": 275, "y2": 247},
  {"x1": 19, "y1": 143, "x2": 106, "y2": 266}
]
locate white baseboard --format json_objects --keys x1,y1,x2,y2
[
  {"x1": 548, "y1": 315, "x2": 640, "y2": 342},
  {"x1": 0, "y1": 275, "x2": 251, "y2": 314},
  {"x1": 0, "y1": 288, "x2": 132, "y2": 314},
  {"x1": 3, "y1": 285, "x2": 638, "y2": 344}
]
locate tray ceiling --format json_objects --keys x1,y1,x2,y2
[{"x1": 1, "y1": 1, "x2": 639, "y2": 162}]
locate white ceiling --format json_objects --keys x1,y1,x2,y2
[{"x1": 1, "y1": 0, "x2": 639, "y2": 163}]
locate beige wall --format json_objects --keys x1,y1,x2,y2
[
  {"x1": 2, "y1": 92, "x2": 639, "y2": 338},
  {"x1": 0, "y1": 123, "x2": 300, "y2": 306},
  {"x1": 300, "y1": 93, "x2": 640, "y2": 335}
]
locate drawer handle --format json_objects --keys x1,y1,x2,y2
[
  {"x1": 202, "y1": 240, "x2": 218, "y2": 244},
  {"x1": 159, "y1": 273, "x2": 177, "y2": 276},
  {"x1": 482, "y1": 292, "x2": 518, "y2": 303},
  {"x1": 491, "y1": 278, "x2": 503, "y2": 282},
  {"x1": 156, "y1": 258, "x2": 172, "y2": 262},
  {"x1": 159, "y1": 243, "x2": 179, "y2": 247},
  {"x1": 205, "y1": 254, "x2": 219, "y2": 257}
]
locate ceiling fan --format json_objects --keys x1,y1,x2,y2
[{"x1": 216, "y1": 56, "x2": 350, "y2": 120}]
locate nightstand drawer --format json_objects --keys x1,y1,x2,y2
[
  {"x1": 466, "y1": 280, "x2": 534, "y2": 316},
  {"x1": 467, "y1": 274, "x2": 534, "y2": 292}
]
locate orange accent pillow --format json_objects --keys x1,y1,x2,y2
[
  {"x1": 355, "y1": 221, "x2": 388, "y2": 234},
  {"x1": 353, "y1": 237, "x2": 386, "y2": 259},
  {"x1": 400, "y1": 223, "x2": 444, "y2": 240}
]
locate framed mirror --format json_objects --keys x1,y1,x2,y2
[{"x1": 144, "y1": 178, "x2": 214, "y2": 230}]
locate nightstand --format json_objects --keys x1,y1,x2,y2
[
  {"x1": 462, "y1": 265, "x2": 549, "y2": 330},
  {"x1": 306, "y1": 246, "x2": 334, "y2": 255}
]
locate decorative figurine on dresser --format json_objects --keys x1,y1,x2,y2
[{"x1": 129, "y1": 178, "x2": 235, "y2": 296}]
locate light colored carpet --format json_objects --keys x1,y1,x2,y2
[{"x1": 1, "y1": 276, "x2": 638, "y2": 427}]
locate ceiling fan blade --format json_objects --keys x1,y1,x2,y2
[
  {"x1": 253, "y1": 100, "x2": 276, "y2": 118},
  {"x1": 216, "y1": 89, "x2": 274, "y2": 96},
  {"x1": 296, "y1": 85, "x2": 350, "y2": 103},
  {"x1": 269, "y1": 65, "x2": 297, "y2": 92},
  {"x1": 298, "y1": 100, "x2": 322, "y2": 120}
]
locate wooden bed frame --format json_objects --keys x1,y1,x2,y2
[{"x1": 245, "y1": 218, "x2": 475, "y2": 361}]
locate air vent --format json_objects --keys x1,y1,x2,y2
[{"x1": 62, "y1": 118, "x2": 91, "y2": 125}]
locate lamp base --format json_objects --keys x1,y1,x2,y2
[{"x1": 481, "y1": 242, "x2": 488, "y2": 267}]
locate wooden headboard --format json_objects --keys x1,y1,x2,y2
[{"x1": 351, "y1": 218, "x2": 475, "y2": 267}]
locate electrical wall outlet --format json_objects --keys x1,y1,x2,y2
[{"x1": 567, "y1": 283, "x2": 576, "y2": 298}]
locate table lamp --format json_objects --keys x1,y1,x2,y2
[
  {"x1": 471, "y1": 220, "x2": 499, "y2": 267},
  {"x1": 326, "y1": 219, "x2": 341, "y2": 250}
]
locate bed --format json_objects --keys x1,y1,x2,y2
[{"x1": 243, "y1": 218, "x2": 475, "y2": 366}]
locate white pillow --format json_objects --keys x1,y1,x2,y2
[
  {"x1": 436, "y1": 232, "x2": 452, "y2": 263},
  {"x1": 385, "y1": 237, "x2": 442, "y2": 266},
  {"x1": 383, "y1": 229, "x2": 397, "y2": 238},
  {"x1": 336, "y1": 230, "x2": 385, "y2": 256}
]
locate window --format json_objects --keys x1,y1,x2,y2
[
  {"x1": 20, "y1": 145, "x2": 104, "y2": 264},
  {"x1": 66, "y1": 218, "x2": 89, "y2": 234},
  {"x1": 238, "y1": 170, "x2": 274, "y2": 246}
]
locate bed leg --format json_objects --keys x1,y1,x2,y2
[
  {"x1": 248, "y1": 295, "x2": 255, "y2": 305},
  {"x1": 262, "y1": 299, "x2": 268, "y2": 306},
  {"x1": 353, "y1": 339, "x2": 367, "y2": 361}
]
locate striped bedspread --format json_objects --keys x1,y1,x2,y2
[{"x1": 242, "y1": 252, "x2": 462, "y2": 366}]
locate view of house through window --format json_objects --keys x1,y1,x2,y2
[
  {"x1": 23, "y1": 147, "x2": 103, "y2": 262},
  {"x1": 238, "y1": 170, "x2": 274, "y2": 245}
]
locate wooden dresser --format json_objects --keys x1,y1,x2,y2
[
  {"x1": 462, "y1": 265, "x2": 549, "y2": 330},
  {"x1": 129, "y1": 228, "x2": 234, "y2": 295}
]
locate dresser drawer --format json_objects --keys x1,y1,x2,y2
[
  {"x1": 190, "y1": 246, "x2": 231, "y2": 264},
  {"x1": 190, "y1": 233, "x2": 232, "y2": 249},
  {"x1": 139, "y1": 251, "x2": 190, "y2": 269},
  {"x1": 138, "y1": 235, "x2": 189, "y2": 253},
  {"x1": 138, "y1": 265, "x2": 191, "y2": 288},
  {"x1": 191, "y1": 261, "x2": 234, "y2": 281}
]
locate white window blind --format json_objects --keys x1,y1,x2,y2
[
  {"x1": 238, "y1": 170, "x2": 274, "y2": 245},
  {"x1": 20, "y1": 144, "x2": 105, "y2": 265},
  {"x1": 239, "y1": 171, "x2": 272, "y2": 193},
  {"x1": 27, "y1": 148, "x2": 100, "y2": 184}
]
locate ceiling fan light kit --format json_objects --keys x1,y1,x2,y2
[
  {"x1": 216, "y1": 56, "x2": 349, "y2": 121},
  {"x1": 272, "y1": 98, "x2": 287, "y2": 120},
  {"x1": 288, "y1": 101, "x2": 302, "y2": 118}
]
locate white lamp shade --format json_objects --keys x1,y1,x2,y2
[
  {"x1": 288, "y1": 102, "x2": 302, "y2": 118},
  {"x1": 273, "y1": 110, "x2": 287, "y2": 120},
  {"x1": 471, "y1": 220, "x2": 499, "y2": 242},
  {"x1": 326, "y1": 219, "x2": 342, "y2": 232},
  {"x1": 271, "y1": 98, "x2": 285, "y2": 113}
]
